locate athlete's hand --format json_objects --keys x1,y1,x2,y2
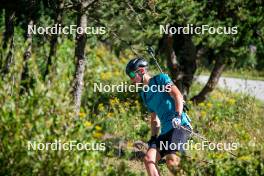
[{"x1": 172, "y1": 117, "x2": 181, "y2": 128}]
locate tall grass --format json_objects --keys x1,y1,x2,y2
[{"x1": 0, "y1": 39, "x2": 263, "y2": 175}]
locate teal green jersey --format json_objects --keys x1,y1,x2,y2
[{"x1": 140, "y1": 73, "x2": 191, "y2": 135}]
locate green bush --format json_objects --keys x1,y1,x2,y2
[{"x1": 0, "y1": 40, "x2": 263, "y2": 175}]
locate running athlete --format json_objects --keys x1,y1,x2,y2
[{"x1": 126, "y1": 57, "x2": 192, "y2": 176}]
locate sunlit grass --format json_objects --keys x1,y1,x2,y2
[{"x1": 1, "y1": 41, "x2": 263, "y2": 175}]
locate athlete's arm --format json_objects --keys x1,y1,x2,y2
[
  {"x1": 168, "y1": 85, "x2": 184, "y2": 116},
  {"x1": 150, "y1": 112, "x2": 160, "y2": 136}
]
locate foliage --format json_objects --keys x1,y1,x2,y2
[
  {"x1": 1, "y1": 40, "x2": 263, "y2": 175},
  {"x1": 1, "y1": 0, "x2": 264, "y2": 175}
]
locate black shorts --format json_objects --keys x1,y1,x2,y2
[{"x1": 149, "y1": 127, "x2": 191, "y2": 158}]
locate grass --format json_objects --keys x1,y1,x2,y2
[
  {"x1": 104, "y1": 82, "x2": 264, "y2": 175},
  {"x1": 1, "y1": 41, "x2": 264, "y2": 175}
]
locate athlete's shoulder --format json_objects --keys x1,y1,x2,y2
[{"x1": 154, "y1": 73, "x2": 172, "y2": 83}]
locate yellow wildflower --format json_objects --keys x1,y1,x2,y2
[
  {"x1": 113, "y1": 71, "x2": 120, "y2": 76},
  {"x1": 100, "y1": 71, "x2": 112, "y2": 80},
  {"x1": 211, "y1": 95, "x2": 217, "y2": 99},
  {"x1": 227, "y1": 98, "x2": 236, "y2": 105},
  {"x1": 95, "y1": 125, "x2": 102, "y2": 131},
  {"x1": 107, "y1": 112, "x2": 114, "y2": 118},
  {"x1": 98, "y1": 103, "x2": 104, "y2": 112},
  {"x1": 110, "y1": 97, "x2": 119, "y2": 105},
  {"x1": 187, "y1": 100, "x2": 193, "y2": 105},
  {"x1": 96, "y1": 47, "x2": 105, "y2": 58},
  {"x1": 212, "y1": 91, "x2": 222, "y2": 99},
  {"x1": 84, "y1": 121, "x2": 93, "y2": 128},
  {"x1": 79, "y1": 112, "x2": 86, "y2": 118},
  {"x1": 68, "y1": 112, "x2": 74, "y2": 117},
  {"x1": 120, "y1": 107, "x2": 125, "y2": 113},
  {"x1": 110, "y1": 60, "x2": 116, "y2": 65},
  {"x1": 198, "y1": 102, "x2": 205, "y2": 107},
  {"x1": 126, "y1": 141, "x2": 133, "y2": 149},
  {"x1": 114, "y1": 97, "x2": 119, "y2": 104},
  {"x1": 93, "y1": 132, "x2": 104, "y2": 139},
  {"x1": 238, "y1": 155, "x2": 252, "y2": 161},
  {"x1": 120, "y1": 57, "x2": 127, "y2": 64},
  {"x1": 206, "y1": 102, "x2": 213, "y2": 109},
  {"x1": 200, "y1": 110, "x2": 207, "y2": 118},
  {"x1": 135, "y1": 100, "x2": 140, "y2": 107},
  {"x1": 215, "y1": 153, "x2": 226, "y2": 159}
]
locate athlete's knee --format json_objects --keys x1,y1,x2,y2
[{"x1": 165, "y1": 154, "x2": 180, "y2": 174}]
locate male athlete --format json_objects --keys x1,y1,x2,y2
[{"x1": 126, "y1": 57, "x2": 192, "y2": 176}]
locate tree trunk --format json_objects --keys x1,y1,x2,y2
[
  {"x1": 72, "y1": 2, "x2": 88, "y2": 116},
  {"x1": 44, "y1": 0, "x2": 64, "y2": 79},
  {"x1": 1, "y1": 8, "x2": 15, "y2": 75},
  {"x1": 161, "y1": 34, "x2": 178, "y2": 81},
  {"x1": 191, "y1": 58, "x2": 226, "y2": 103},
  {"x1": 2, "y1": 9, "x2": 15, "y2": 49},
  {"x1": 173, "y1": 34, "x2": 197, "y2": 100},
  {"x1": 20, "y1": 19, "x2": 33, "y2": 94},
  {"x1": 2, "y1": 37, "x2": 14, "y2": 75},
  {"x1": 159, "y1": 31, "x2": 197, "y2": 100}
]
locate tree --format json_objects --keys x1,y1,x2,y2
[
  {"x1": 191, "y1": 57, "x2": 226, "y2": 103},
  {"x1": 72, "y1": 0, "x2": 98, "y2": 116},
  {"x1": 20, "y1": 19, "x2": 34, "y2": 94},
  {"x1": 43, "y1": 0, "x2": 64, "y2": 79},
  {"x1": 159, "y1": 31, "x2": 197, "y2": 100},
  {"x1": 1, "y1": 8, "x2": 15, "y2": 75}
]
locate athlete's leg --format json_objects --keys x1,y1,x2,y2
[
  {"x1": 165, "y1": 153, "x2": 181, "y2": 175},
  {"x1": 164, "y1": 126, "x2": 191, "y2": 175},
  {"x1": 144, "y1": 148, "x2": 161, "y2": 176}
]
